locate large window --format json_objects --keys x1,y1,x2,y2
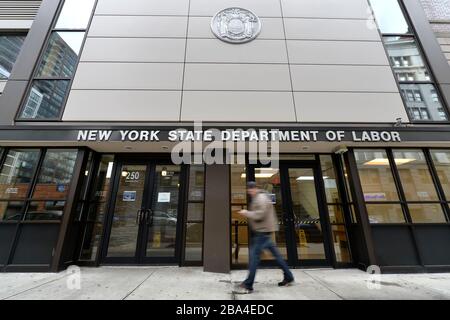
[
  {"x1": 393, "y1": 150, "x2": 446, "y2": 223},
  {"x1": 231, "y1": 164, "x2": 248, "y2": 266},
  {"x1": 18, "y1": 0, "x2": 96, "y2": 120},
  {"x1": 78, "y1": 154, "x2": 114, "y2": 262},
  {"x1": 0, "y1": 148, "x2": 79, "y2": 221},
  {"x1": 0, "y1": 34, "x2": 26, "y2": 80},
  {"x1": 184, "y1": 165, "x2": 205, "y2": 263},
  {"x1": 355, "y1": 148, "x2": 450, "y2": 224},
  {"x1": 369, "y1": 0, "x2": 448, "y2": 122},
  {"x1": 354, "y1": 149, "x2": 405, "y2": 223},
  {"x1": 320, "y1": 155, "x2": 352, "y2": 263}
]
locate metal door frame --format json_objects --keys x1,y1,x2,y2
[
  {"x1": 100, "y1": 155, "x2": 186, "y2": 265},
  {"x1": 281, "y1": 161, "x2": 333, "y2": 267},
  {"x1": 246, "y1": 160, "x2": 334, "y2": 268}
]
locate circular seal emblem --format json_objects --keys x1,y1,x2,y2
[{"x1": 211, "y1": 8, "x2": 262, "y2": 44}]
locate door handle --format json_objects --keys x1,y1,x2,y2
[
  {"x1": 147, "y1": 209, "x2": 154, "y2": 226},
  {"x1": 136, "y1": 209, "x2": 142, "y2": 225},
  {"x1": 140, "y1": 209, "x2": 147, "y2": 225}
]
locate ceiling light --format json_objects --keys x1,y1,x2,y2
[
  {"x1": 364, "y1": 158, "x2": 415, "y2": 166},
  {"x1": 297, "y1": 176, "x2": 314, "y2": 181},
  {"x1": 241, "y1": 168, "x2": 279, "y2": 179},
  {"x1": 296, "y1": 176, "x2": 328, "y2": 181},
  {"x1": 241, "y1": 173, "x2": 277, "y2": 179}
]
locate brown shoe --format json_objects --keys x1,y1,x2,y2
[{"x1": 278, "y1": 278, "x2": 295, "y2": 287}]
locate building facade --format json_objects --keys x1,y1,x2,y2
[
  {"x1": 420, "y1": 0, "x2": 450, "y2": 65},
  {"x1": 1, "y1": 0, "x2": 450, "y2": 273}
]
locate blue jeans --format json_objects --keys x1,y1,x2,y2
[{"x1": 244, "y1": 232, "x2": 294, "y2": 289}]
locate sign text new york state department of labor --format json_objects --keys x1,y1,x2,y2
[{"x1": 77, "y1": 129, "x2": 402, "y2": 142}]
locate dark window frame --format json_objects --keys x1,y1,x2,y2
[
  {"x1": 182, "y1": 164, "x2": 206, "y2": 266},
  {"x1": 354, "y1": 147, "x2": 450, "y2": 225},
  {"x1": 15, "y1": 0, "x2": 98, "y2": 122},
  {"x1": 370, "y1": 0, "x2": 450, "y2": 124},
  {"x1": 0, "y1": 32, "x2": 28, "y2": 81},
  {"x1": 75, "y1": 153, "x2": 115, "y2": 264},
  {"x1": 229, "y1": 153, "x2": 354, "y2": 269},
  {"x1": 319, "y1": 154, "x2": 354, "y2": 265},
  {"x1": 0, "y1": 147, "x2": 81, "y2": 224}
]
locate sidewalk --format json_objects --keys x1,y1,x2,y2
[{"x1": 1, "y1": 267, "x2": 450, "y2": 300}]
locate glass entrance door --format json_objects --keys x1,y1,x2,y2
[
  {"x1": 285, "y1": 167, "x2": 329, "y2": 265},
  {"x1": 106, "y1": 163, "x2": 147, "y2": 260},
  {"x1": 103, "y1": 160, "x2": 183, "y2": 264},
  {"x1": 143, "y1": 165, "x2": 181, "y2": 262},
  {"x1": 248, "y1": 163, "x2": 332, "y2": 267}
]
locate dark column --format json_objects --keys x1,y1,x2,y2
[
  {"x1": 403, "y1": 0, "x2": 450, "y2": 109},
  {"x1": 344, "y1": 150, "x2": 377, "y2": 270},
  {"x1": 0, "y1": 0, "x2": 62, "y2": 125},
  {"x1": 203, "y1": 164, "x2": 230, "y2": 273}
]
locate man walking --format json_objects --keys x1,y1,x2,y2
[{"x1": 237, "y1": 182, "x2": 294, "y2": 293}]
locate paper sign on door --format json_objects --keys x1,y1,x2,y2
[
  {"x1": 123, "y1": 191, "x2": 137, "y2": 202},
  {"x1": 157, "y1": 192, "x2": 171, "y2": 203}
]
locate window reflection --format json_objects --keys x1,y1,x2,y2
[
  {"x1": 0, "y1": 149, "x2": 79, "y2": 222},
  {"x1": 188, "y1": 165, "x2": 204, "y2": 201},
  {"x1": 19, "y1": 0, "x2": 95, "y2": 121},
  {"x1": 79, "y1": 155, "x2": 114, "y2": 261},
  {"x1": 320, "y1": 156, "x2": 352, "y2": 262},
  {"x1": 185, "y1": 165, "x2": 205, "y2": 262},
  {"x1": 356, "y1": 148, "x2": 448, "y2": 224},
  {"x1": 32, "y1": 149, "x2": 78, "y2": 200},
  {"x1": 366, "y1": 204, "x2": 405, "y2": 223},
  {"x1": 355, "y1": 150, "x2": 406, "y2": 223},
  {"x1": 20, "y1": 80, "x2": 70, "y2": 119},
  {"x1": 55, "y1": 0, "x2": 96, "y2": 29},
  {"x1": 37, "y1": 32, "x2": 84, "y2": 78},
  {"x1": 332, "y1": 225, "x2": 352, "y2": 263},
  {"x1": 408, "y1": 203, "x2": 446, "y2": 223},
  {"x1": 369, "y1": 0, "x2": 411, "y2": 34},
  {"x1": 431, "y1": 150, "x2": 450, "y2": 199},
  {"x1": 25, "y1": 201, "x2": 66, "y2": 221},
  {"x1": 400, "y1": 84, "x2": 447, "y2": 121},
  {"x1": 354, "y1": 150, "x2": 400, "y2": 202},
  {"x1": 0, "y1": 149, "x2": 40, "y2": 200},
  {"x1": 328, "y1": 205, "x2": 346, "y2": 224},
  {"x1": 320, "y1": 155, "x2": 340, "y2": 203},
  {"x1": 0, "y1": 35, "x2": 26, "y2": 80},
  {"x1": 393, "y1": 150, "x2": 440, "y2": 201},
  {"x1": 384, "y1": 37, "x2": 430, "y2": 82},
  {"x1": 0, "y1": 201, "x2": 25, "y2": 221},
  {"x1": 185, "y1": 223, "x2": 203, "y2": 262},
  {"x1": 187, "y1": 203, "x2": 203, "y2": 221},
  {"x1": 145, "y1": 165, "x2": 181, "y2": 258}
]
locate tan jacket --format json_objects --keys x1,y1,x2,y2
[{"x1": 245, "y1": 191, "x2": 279, "y2": 233}]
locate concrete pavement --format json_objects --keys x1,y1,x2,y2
[{"x1": 1, "y1": 267, "x2": 450, "y2": 300}]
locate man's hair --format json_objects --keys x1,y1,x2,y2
[{"x1": 247, "y1": 181, "x2": 258, "y2": 189}]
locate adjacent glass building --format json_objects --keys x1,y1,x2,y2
[{"x1": 1, "y1": 0, "x2": 450, "y2": 274}]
